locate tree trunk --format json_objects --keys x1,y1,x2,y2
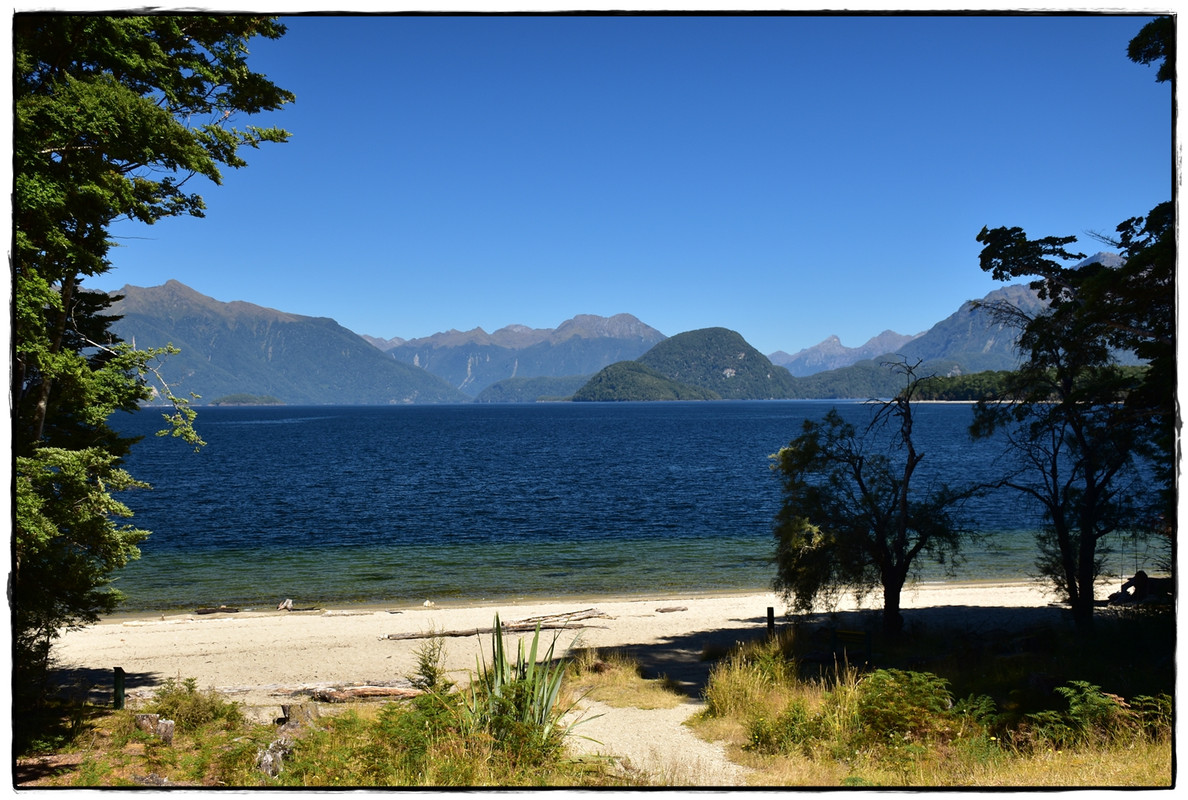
[
  {"x1": 882, "y1": 580, "x2": 905, "y2": 638},
  {"x1": 1071, "y1": 536, "x2": 1099, "y2": 633},
  {"x1": 30, "y1": 273, "x2": 77, "y2": 444}
]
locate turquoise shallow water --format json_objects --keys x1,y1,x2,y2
[{"x1": 108, "y1": 401, "x2": 1087, "y2": 613}]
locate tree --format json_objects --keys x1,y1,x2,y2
[
  {"x1": 969, "y1": 16, "x2": 1174, "y2": 631},
  {"x1": 968, "y1": 282, "x2": 1152, "y2": 632},
  {"x1": 11, "y1": 15, "x2": 294, "y2": 703},
  {"x1": 771, "y1": 362, "x2": 973, "y2": 637}
]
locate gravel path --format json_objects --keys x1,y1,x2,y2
[{"x1": 564, "y1": 699, "x2": 751, "y2": 787}]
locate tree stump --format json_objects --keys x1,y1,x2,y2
[
  {"x1": 278, "y1": 703, "x2": 320, "y2": 729},
  {"x1": 155, "y1": 719, "x2": 175, "y2": 746},
  {"x1": 134, "y1": 713, "x2": 159, "y2": 734}
]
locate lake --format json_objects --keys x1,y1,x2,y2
[{"x1": 109, "y1": 400, "x2": 1054, "y2": 613}]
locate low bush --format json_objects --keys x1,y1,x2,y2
[
  {"x1": 148, "y1": 677, "x2": 243, "y2": 732},
  {"x1": 1017, "y1": 681, "x2": 1172, "y2": 752}
]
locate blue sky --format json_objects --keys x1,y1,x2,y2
[{"x1": 91, "y1": 12, "x2": 1172, "y2": 356}]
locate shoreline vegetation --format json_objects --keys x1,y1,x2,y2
[{"x1": 33, "y1": 580, "x2": 1172, "y2": 787}]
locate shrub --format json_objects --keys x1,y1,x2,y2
[
  {"x1": 703, "y1": 652, "x2": 773, "y2": 718},
  {"x1": 747, "y1": 698, "x2": 815, "y2": 754},
  {"x1": 1022, "y1": 680, "x2": 1149, "y2": 750},
  {"x1": 1131, "y1": 694, "x2": 1173, "y2": 741},
  {"x1": 853, "y1": 669, "x2": 955, "y2": 748},
  {"x1": 149, "y1": 677, "x2": 243, "y2": 732},
  {"x1": 407, "y1": 632, "x2": 454, "y2": 694}
]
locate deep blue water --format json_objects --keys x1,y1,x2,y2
[{"x1": 109, "y1": 401, "x2": 1049, "y2": 612}]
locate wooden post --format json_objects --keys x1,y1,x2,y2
[
  {"x1": 114, "y1": 667, "x2": 126, "y2": 710},
  {"x1": 767, "y1": 607, "x2": 775, "y2": 639}
]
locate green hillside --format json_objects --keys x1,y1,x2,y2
[
  {"x1": 572, "y1": 361, "x2": 720, "y2": 401},
  {"x1": 474, "y1": 374, "x2": 593, "y2": 403}
]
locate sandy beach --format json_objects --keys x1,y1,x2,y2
[{"x1": 52, "y1": 579, "x2": 1083, "y2": 716}]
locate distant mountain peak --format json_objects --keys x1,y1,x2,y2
[
  {"x1": 1077, "y1": 251, "x2": 1124, "y2": 268},
  {"x1": 771, "y1": 328, "x2": 920, "y2": 377},
  {"x1": 107, "y1": 281, "x2": 468, "y2": 405}
]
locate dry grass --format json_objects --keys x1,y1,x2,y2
[
  {"x1": 684, "y1": 624, "x2": 1174, "y2": 788},
  {"x1": 566, "y1": 647, "x2": 686, "y2": 710}
]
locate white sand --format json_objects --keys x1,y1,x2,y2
[{"x1": 52, "y1": 580, "x2": 1076, "y2": 715}]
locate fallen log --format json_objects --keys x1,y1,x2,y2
[
  {"x1": 381, "y1": 608, "x2": 612, "y2": 641},
  {"x1": 309, "y1": 686, "x2": 423, "y2": 703}
]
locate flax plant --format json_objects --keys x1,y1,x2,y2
[{"x1": 462, "y1": 614, "x2": 575, "y2": 751}]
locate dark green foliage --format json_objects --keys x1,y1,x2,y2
[
  {"x1": 917, "y1": 367, "x2": 1151, "y2": 403},
  {"x1": 972, "y1": 211, "x2": 1172, "y2": 629},
  {"x1": 747, "y1": 668, "x2": 996, "y2": 761},
  {"x1": 852, "y1": 669, "x2": 955, "y2": 748},
  {"x1": 784, "y1": 360, "x2": 912, "y2": 399},
  {"x1": 1020, "y1": 681, "x2": 1170, "y2": 750},
  {"x1": 572, "y1": 361, "x2": 720, "y2": 401},
  {"x1": 747, "y1": 698, "x2": 816, "y2": 754},
  {"x1": 1127, "y1": 15, "x2": 1174, "y2": 83},
  {"x1": 12, "y1": 14, "x2": 292, "y2": 711},
  {"x1": 772, "y1": 362, "x2": 974, "y2": 636},
  {"x1": 968, "y1": 24, "x2": 1174, "y2": 628},
  {"x1": 461, "y1": 616, "x2": 573, "y2": 761},
  {"x1": 915, "y1": 371, "x2": 1014, "y2": 401},
  {"x1": 407, "y1": 634, "x2": 455, "y2": 694}
]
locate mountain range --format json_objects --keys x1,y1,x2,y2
[
  {"x1": 378, "y1": 314, "x2": 665, "y2": 397},
  {"x1": 108, "y1": 280, "x2": 468, "y2": 405},
  {"x1": 771, "y1": 330, "x2": 922, "y2": 376},
  {"x1": 106, "y1": 260, "x2": 1121, "y2": 405}
]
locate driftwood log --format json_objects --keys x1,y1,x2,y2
[
  {"x1": 381, "y1": 608, "x2": 611, "y2": 641},
  {"x1": 309, "y1": 686, "x2": 424, "y2": 703}
]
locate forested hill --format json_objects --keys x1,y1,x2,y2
[
  {"x1": 571, "y1": 361, "x2": 721, "y2": 402},
  {"x1": 571, "y1": 328, "x2": 797, "y2": 401},
  {"x1": 637, "y1": 328, "x2": 798, "y2": 399},
  {"x1": 108, "y1": 281, "x2": 469, "y2": 405}
]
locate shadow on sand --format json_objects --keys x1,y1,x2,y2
[
  {"x1": 48, "y1": 665, "x2": 165, "y2": 707},
  {"x1": 586, "y1": 603, "x2": 1080, "y2": 697}
]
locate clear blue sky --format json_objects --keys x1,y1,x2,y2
[{"x1": 92, "y1": 13, "x2": 1172, "y2": 355}]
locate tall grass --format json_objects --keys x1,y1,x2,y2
[{"x1": 692, "y1": 626, "x2": 1173, "y2": 787}]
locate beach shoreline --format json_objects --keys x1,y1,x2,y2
[
  {"x1": 93, "y1": 576, "x2": 1058, "y2": 623},
  {"x1": 48, "y1": 578, "x2": 1098, "y2": 719}
]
